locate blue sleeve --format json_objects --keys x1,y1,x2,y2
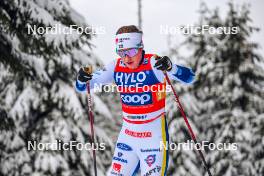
[
  {"x1": 75, "y1": 80, "x2": 87, "y2": 92},
  {"x1": 170, "y1": 64, "x2": 195, "y2": 84},
  {"x1": 150, "y1": 57, "x2": 195, "y2": 84}
]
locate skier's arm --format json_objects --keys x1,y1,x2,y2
[
  {"x1": 166, "y1": 64, "x2": 195, "y2": 84},
  {"x1": 151, "y1": 56, "x2": 195, "y2": 84},
  {"x1": 75, "y1": 60, "x2": 116, "y2": 92}
]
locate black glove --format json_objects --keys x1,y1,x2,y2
[
  {"x1": 154, "y1": 56, "x2": 172, "y2": 71},
  {"x1": 77, "y1": 67, "x2": 93, "y2": 82}
]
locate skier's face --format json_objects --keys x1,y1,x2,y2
[{"x1": 122, "y1": 48, "x2": 143, "y2": 69}]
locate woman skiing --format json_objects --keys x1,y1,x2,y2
[{"x1": 76, "y1": 25, "x2": 195, "y2": 176}]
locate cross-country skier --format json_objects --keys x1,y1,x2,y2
[{"x1": 75, "y1": 25, "x2": 195, "y2": 176}]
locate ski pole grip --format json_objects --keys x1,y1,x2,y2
[{"x1": 84, "y1": 65, "x2": 93, "y2": 74}]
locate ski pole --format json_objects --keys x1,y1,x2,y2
[
  {"x1": 163, "y1": 71, "x2": 213, "y2": 176},
  {"x1": 84, "y1": 66, "x2": 97, "y2": 176}
]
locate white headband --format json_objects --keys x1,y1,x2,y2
[{"x1": 115, "y1": 32, "x2": 143, "y2": 50}]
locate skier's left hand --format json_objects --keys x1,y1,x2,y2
[{"x1": 154, "y1": 55, "x2": 172, "y2": 71}]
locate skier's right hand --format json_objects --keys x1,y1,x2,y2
[{"x1": 77, "y1": 67, "x2": 93, "y2": 83}]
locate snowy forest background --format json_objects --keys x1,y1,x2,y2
[{"x1": 0, "y1": 0, "x2": 263, "y2": 176}]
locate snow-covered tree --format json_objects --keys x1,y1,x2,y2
[
  {"x1": 167, "y1": 2, "x2": 264, "y2": 176},
  {"x1": 0, "y1": 0, "x2": 117, "y2": 175}
]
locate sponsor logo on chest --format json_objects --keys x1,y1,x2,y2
[
  {"x1": 115, "y1": 71, "x2": 147, "y2": 86},
  {"x1": 120, "y1": 92, "x2": 152, "y2": 105}
]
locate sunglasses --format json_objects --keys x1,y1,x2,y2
[{"x1": 116, "y1": 48, "x2": 139, "y2": 58}]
